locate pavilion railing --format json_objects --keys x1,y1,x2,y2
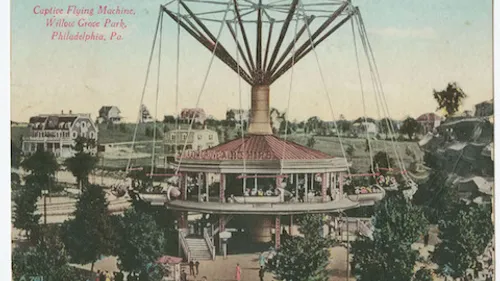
[
  {"x1": 178, "y1": 229, "x2": 191, "y2": 262},
  {"x1": 203, "y1": 228, "x2": 216, "y2": 260}
]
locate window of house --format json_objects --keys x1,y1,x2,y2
[
  {"x1": 182, "y1": 133, "x2": 187, "y2": 141},
  {"x1": 82, "y1": 132, "x2": 87, "y2": 138},
  {"x1": 72, "y1": 132, "x2": 77, "y2": 138},
  {"x1": 171, "y1": 134, "x2": 175, "y2": 141},
  {"x1": 90, "y1": 132, "x2": 94, "y2": 139},
  {"x1": 197, "y1": 134, "x2": 202, "y2": 140},
  {"x1": 209, "y1": 134, "x2": 213, "y2": 140},
  {"x1": 81, "y1": 122, "x2": 86, "y2": 128}
]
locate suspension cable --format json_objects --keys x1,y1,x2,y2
[
  {"x1": 175, "y1": 0, "x2": 232, "y2": 174},
  {"x1": 280, "y1": 18, "x2": 300, "y2": 176},
  {"x1": 354, "y1": 12, "x2": 407, "y2": 178},
  {"x1": 150, "y1": 12, "x2": 164, "y2": 178},
  {"x1": 356, "y1": 13, "x2": 405, "y2": 171},
  {"x1": 298, "y1": 1, "x2": 352, "y2": 177},
  {"x1": 350, "y1": 16, "x2": 374, "y2": 175},
  {"x1": 174, "y1": 0, "x2": 181, "y2": 165},
  {"x1": 126, "y1": 7, "x2": 162, "y2": 173},
  {"x1": 235, "y1": 13, "x2": 247, "y2": 190}
]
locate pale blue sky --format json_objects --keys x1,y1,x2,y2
[{"x1": 11, "y1": 0, "x2": 493, "y2": 122}]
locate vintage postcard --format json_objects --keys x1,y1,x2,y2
[{"x1": 10, "y1": 1, "x2": 494, "y2": 281}]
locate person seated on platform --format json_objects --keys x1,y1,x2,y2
[
  {"x1": 274, "y1": 188, "x2": 280, "y2": 196},
  {"x1": 258, "y1": 189, "x2": 264, "y2": 196},
  {"x1": 244, "y1": 189, "x2": 250, "y2": 196},
  {"x1": 251, "y1": 188, "x2": 258, "y2": 196},
  {"x1": 298, "y1": 189, "x2": 305, "y2": 202},
  {"x1": 308, "y1": 191, "x2": 315, "y2": 200},
  {"x1": 265, "y1": 189, "x2": 273, "y2": 196},
  {"x1": 228, "y1": 194, "x2": 235, "y2": 203}
]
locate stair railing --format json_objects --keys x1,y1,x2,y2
[
  {"x1": 203, "y1": 227, "x2": 216, "y2": 260},
  {"x1": 178, "y1": 229, "x2": 191, "y2": 262},
  {"x1": 211, "y1": 215, "x2": 234, "y2": 237}
]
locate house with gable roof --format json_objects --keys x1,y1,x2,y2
[{"x1": 22, "y1": 110, "x2": 98, "y2": 158}]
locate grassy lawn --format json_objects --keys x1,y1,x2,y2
[
  {"x1": 288, "y1": 135, "x2": 423, "y2": 173},
  {"x1": 12, "y1": 124, "x2": 423, "y2": 173}
]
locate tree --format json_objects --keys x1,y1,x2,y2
[
  {"x1": 11, "y1": 140, "x2": 22, "y2": 168},
  {"x1": 400, "y1": 117, "x2": 421, "y2": 140},
  {"x1": 114, "y1": 208, "x2": 167, "y2": 273},
  {"x1": 225, "y1": 110, "x2": 236, "y2": 122},
  {"x1": 432, "y1": 202, "x2": 493, "y2": 279},
  {"x1": 306, "y1": 116, "x2": 321, "y2": 134},
  {"x1": 61, "y1": 185, "x2": 114, "y2": 273},
  {"x1": 140, "y1": 104, "x2": 153, "y2": 123},
  {"x1": 12, "y1": 225, "x2": 87, "y2": 281},
  {"x1": 351, "y1": 193, "x2": 428, "y2": 281},
  {"x1": 21, "y1": 149, "x2": 59, "y2": 195},
  {"x1": 372, "y1": 151, "x2": 395, "y2": 174},
  {"x1": 64, "y1": 137, "x2": 98, "y2": 190},
  {"x1": 306, "y1": 137, "x2": 316, "y2": 148},
  {"x1": 413, "y1": 268, "x2": 433, "y2": 281},
  {"x1": 337, "y1": 120, "x2": 352, "y2": 135},
  {"x1": 12, "y1": 186, "x2": 41, "y2": 241},
  {"x1": 433, "y1": 82, "x2": 467, "y2": 117},
  {"x1": 378, "y1": 118, "x2": 396, "y2": 136},
  {"x1": 270, "y1": 214, "x2": 334, "y2": 281},
  {"x1": 354, "y1": 117, "x2": 376, "y2": 124},
  {"x1": 163, "y1": 115, "x2": 176, "y2": 123},
  {"x1": 346, "y1": 145, "x2": 355, "y2": 160},
  {"x1": 412, "y1": 171, "x2": 460, "y2": 224}
]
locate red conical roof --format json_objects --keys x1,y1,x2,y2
[{"x1": 181, "y1": 134, "x2": 333, "y2": 161}]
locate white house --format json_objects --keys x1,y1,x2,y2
[
  {"x1": 164, "y1": 128, "x2": 219, "y2": 156},
  {"x1": 22, "y1": 111, "x2": 98, "y2": 158},
  {"x1": 180, "y1": 108, "x2": 207, "y2": 124},
  {"x1": 97, "y1": 106, "x2": 122, "y2": 124},
  {"x1": 227, "y1": 109, "x2": 249, "y2": 122},
  {"x1": 352, "y1": 121, "x2": 378, "y2": 137}
]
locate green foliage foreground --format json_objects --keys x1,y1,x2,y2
[
  {"x1": 270, "y1": 214, "x2": 334, "y2": 281},
  {"x1": 351, "y1": 193, "x2": 428, "y2": 281},
  {"x1": 432, "y1": 202, "x2": 493, "y2": 279}
]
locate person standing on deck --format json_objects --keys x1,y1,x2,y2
[
  {"x1": 259, "y1": 267, "x2": 265, "y2": 281},
  {"x1": 195, "y1": 260, "x2": 200, "y2": 276},
  {"x1": 235, "y1": 263, "x2": 242, "y2": 281},
  {"x1": 189, "y1": 260, "x2": 195, "y2": 275},
  {"x1": 259, "y1": 252, "x2": 266, "y2": 269}
]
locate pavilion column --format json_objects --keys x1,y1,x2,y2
[
  {"x1": 332, "y1": 173, "x2": 337, "y2": 201},
  {"x1": 218, "y1": 214, "x2": 226, "y2": 253},
  {"x1": 304, "y1": 173, "x2": 308, "y2": 202},
  {"x1": 321, "y1": 173, "x2": 327, "y2": 202},
  {"x1": 242, "y1": 174, "x2": 247, "y2": 194},
  {"x1": 290, "y1": 214, "x2": 294, "y2": 236},
  {"x1": 295, "y1": 174, "x2": 299, "y2": 201},
  {"x1": 275, "y1": 216, "x2": 281, "y2": 249},
  {"x1": 178, "y1": 173, "x2": 188, "y2": 232},
  {"x1": 220, "y1": 173, "x2": 226, "y2": 203},
  {"x1": 179, "y1": 173, "x2": 187, "y2": 200},
  {"x1": 205, "y1": 173, "x2": 209, "y2": 202},
  {"x1": 339, "y1": 172, "x2": 344, "y2": 197},
  {"x1": 197, "y1": 173, "x2": 202, "y2": 202}
]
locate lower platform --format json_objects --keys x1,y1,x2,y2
[{"x1": 139, "y1": 193, "x2": 361, "y2": 214}]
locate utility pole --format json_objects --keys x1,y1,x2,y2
[
  {"x1": 42, "y1": 189, "x2": 48, "y2": 225},
  {"x1": 346, "y1": 213, "x2": 350, "y2": 281}
]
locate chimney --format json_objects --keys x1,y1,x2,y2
[
  {"x1": 61, "y1": 110, "x2": 64, "y2": 114},
  {"x1": 69, "y1": 110, "x2": 72, "y2": 114},
  {"x1": 247, "y1": 85, "x2": 272, "y2": 135}
]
